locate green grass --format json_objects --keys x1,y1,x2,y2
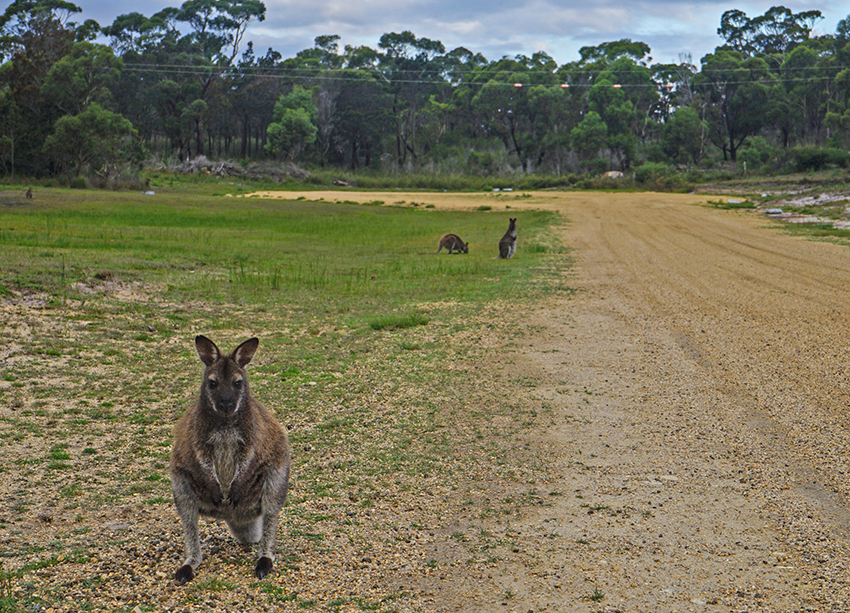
[
  {"x1": 585, "y1": 586, "x2": 605, "y2": 602},
  {"x1": 0, "y1": 187, "x2": 564, "y2": 316},
  {"x1": 781, "y1": 221, "x2": 850, "y2": 242},
  {"x1": 367, "y1": 312, "x2": 430, "y2": 330},
  {"x1": 709, "y1": 198, "x2": 756, "y2": 210},
  {"x1": 0, "y1": 184, "x2": 570, "y2": 610}
]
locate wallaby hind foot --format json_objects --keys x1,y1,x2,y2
[{"x1": 170, "y1": 335, "x2": 291, "y2": 584}]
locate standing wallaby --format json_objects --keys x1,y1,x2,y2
[
  {"x1": 435, "y1": 233, "x2": 469, "y2": 254},
  {"x1": 170, "y1": 336, "x2": 291, "y2": 584},
  {"x1": 25, "y1": 187, "x2": 32, "y2": 199},
  {"x1": 498, "y1": 218, "x2": 517, "y2": 259}
]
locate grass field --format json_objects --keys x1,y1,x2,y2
[{"x1": 0, "y1": 185, "x2": 570, "y2": 611}]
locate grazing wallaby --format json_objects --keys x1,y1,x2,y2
[
  {"x1": 25, "y1": 187, "x2": 32, "y2": 199},
  {"x1": 435, "y1": 233, "x2": 469, "y2": 254},
  {"x1": 170, "y1": 335, "x2": 291, "y2": 584},
  {"x1": 498, "y1": 218, "x2": 517, "y2": 259}
]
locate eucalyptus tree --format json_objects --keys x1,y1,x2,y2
[
  {"x1": 103, "y1": 0, "x2": 265, "y2": 158},
  {"x1": 43, "y1": 102, "x2": 137, "y2": 179},
  {"x1": 717, "y1": 6, "x2": 823, "y2": 67},
  {"x1": 0, "y1": 0, "x2": 78, "y2": 174},
  {"x1": 103, "y1": 10, "x2": 182, "y2": 150},
  {"x1": 570, "y1": 111, "x2": 607, "y2": 169},
  {"x1": 333, "y1": 70, "x2": 393, "y2": 169},
  {"x1": 42, "y1": 41, "x2": 123, "y2": 116},
  {"x1": 777, "y1": 44, "x2": 834, "y2": 145},
  {"x1": 470, "y1": 53, "x2": 564, "y2": 173},
  {"x1": 265, "y1": 85, "x2": 318, "y2": 162},
  {"x1": 276, "y1": 35, "x2": 344, "y2": 164},
  {"x1": 660, "y1": 106, "x2": 706, "y2": 164},
  {"x1": 0, "y1": 0, "x2": 81, "y2": 61},
  {"x1": 555, "y1": 41, "x2": 657, "y2": 170},
  {"x1": 693, "y1": 49, "x2": 771, "y2": 161},
  {"x1": 376, "y1": 31, "x2": 447, "y2": 169}
]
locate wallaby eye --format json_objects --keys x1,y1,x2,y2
[
  {"x1": 208, "y1": 379, "x2": 218, "y2": 389},
  {"x1": 233, "y1": 380, "x2": 242, "y2": 389}
]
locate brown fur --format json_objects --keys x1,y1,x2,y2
[
  {"x1": 170, "y1": 336, "x2": 291, "y2": 584},
  {"x1": 25, "y1": 188, "x2": 32, "y2": 199},
  {"x1": 435, "y1": 233, "x2": 469, "y2": 254},
  {"x1": 498, "y1": 218, "x2": 517, "y2": 259}
]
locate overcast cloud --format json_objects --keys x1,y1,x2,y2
[{"x1": 77, "y1": 0, "x2": 848, "y2": 65}]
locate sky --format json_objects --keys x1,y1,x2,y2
[{"x1": 73, "y1": 0, "x2": 849, "y2": 66}]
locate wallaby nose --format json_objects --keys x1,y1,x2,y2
[{"x1": 216, "y1": 395, "x2": 237, "y2": 415}]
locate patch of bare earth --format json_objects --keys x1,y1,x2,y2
[
  {"x1": 0, "y1": 273, "x2": 542, "y2": 612},
  {"x1": 416, "y1": 192, "x2": 850, "y2": 612},
  {"x1": 6, "y1": 190, "x2": 850, "y2": 612}
]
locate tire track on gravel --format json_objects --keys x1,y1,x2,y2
[{"x1": 438, "y1": 193, "x2": 850, "y2": 612}]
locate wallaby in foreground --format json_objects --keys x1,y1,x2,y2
[
  {"x1": 170, "y1": 335, "x2": 291, "y2": 584},
  {"x1": 435, "y1": 233, "x2": 469, "y2": 254},
  {"x1": 498, "y1": 218, "x2": 517, "y2": 259}
]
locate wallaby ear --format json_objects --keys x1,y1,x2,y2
[
  {"x1": 232, "y1": 337, "x2": 259, "y2": 368},
  {"x1": 195, "y1": 335, "x2": 220, "y2": 366}
]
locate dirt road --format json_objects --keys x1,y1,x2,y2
[
  {"x1": 406, "y1": 192, "x2": 850, "y2": 612},
  {"x1": 14, "y1": 189, "x2": 845, "y2": 611}
]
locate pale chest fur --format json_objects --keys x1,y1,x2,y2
[{"x1": 205, "y1": 428, "x2": 246, "y2": 500}]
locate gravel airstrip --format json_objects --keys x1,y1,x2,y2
[{"x1": 4, "y1": 189, "x2": 850, "y2": 612}]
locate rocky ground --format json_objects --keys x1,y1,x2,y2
[
  {"x1": 419, "y1": 191, "x2": 850, "y2": 612},
  {"x1": 6, "y1": 188, "x2": 850, "y2": 612}
]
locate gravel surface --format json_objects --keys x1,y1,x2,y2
[
  {"x1": 6, "y1": 190, "x2": 850, "y2": 612},
  {"x1": 422, "y1": 192, "x2": 850, "y2": 612}
]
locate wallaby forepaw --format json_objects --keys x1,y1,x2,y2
[
  {"x1": 175, "y1": 564, "x2": 195, "y2": 585},
  {"x1": 255, "y1": 557, "x2": 274, "y2": 579}
]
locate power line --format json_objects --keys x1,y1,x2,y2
[{"x1": 119, "y1": 61, "x2": 849, "y2": 89}]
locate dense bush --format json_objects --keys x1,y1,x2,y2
[
  {"x1": 738, "y1": 136, "x2": 777, "y2": 172},
  {"x1": 634, "y1": 162, "x2": 670, "y2": 184},
  {"x1": 792, "y1": 146, "x2": 850, "y2": 172}
]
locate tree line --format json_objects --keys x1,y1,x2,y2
[{"x1": 2, "y1": 0, "x2": 850, "y2": 183}]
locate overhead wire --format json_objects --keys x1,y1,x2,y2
[{"x1": 118, "y1": 60, "x2": 849, "y2": 89}]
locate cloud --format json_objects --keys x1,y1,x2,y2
[{"x1": 80, "y1": 0, "x2": 848, "y2": 66}]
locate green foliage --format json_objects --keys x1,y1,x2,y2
[
  {"x1": 2, "y1": 2, "x2": 850, "y2": 181},
  {"x1": 41, "y1": 42, "x2": 123, "y2": 116},
  {"x1": 662, "y1": 107, "x2": 705, "y2": 165},
  {"x1": 737, "y1": 136, "x2": 777, "y2": 172},
  {"x1": 265, "y1": 86, "x2": 318, "y2": 162},
  {"x1": 43, "y1": 103, "x2": 137, "y2": 178},
  {"x1": 792, "y1": 146, "x2": 850, "y2": 172},
  {"x1": 633, "y1": 162, "x2": 670, "y2": 184},
  {"x1": 570, "y1": 112, "x2": 607, "y2": 166}
]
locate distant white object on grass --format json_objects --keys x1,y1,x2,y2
[
  {"x1": 143, "y1": 191, "x2": 155, "y2": 195},
  {"x1": 765, "y1": 208, "x2": 784, "y2": 215},
  {"x1": 728, "y1": 199, "x2": 741, "y2": 204}
]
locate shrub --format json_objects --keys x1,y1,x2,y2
[
  {"x1": 793, "y1": 146, "x2": 850, "y2": 172},
  {"x1": 738, "y1": 136, "x2": 776, "y2": 172},
  {"x1": 633, "y1": 162, "x2": 670, "y2": 184},
  {"x1": 70, "y1": 176, "x2": 89, "y2": 189}
]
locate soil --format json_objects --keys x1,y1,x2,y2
[
  {"x1": 6, "y1": 188, "x2": 850, "y2": 612},
  {"x1": 411, "y1": 190, "x2": 850, "y2": 612}
]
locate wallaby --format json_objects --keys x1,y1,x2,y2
[
  {"x1": 498, "y1": 218, "x2": 517, "y2": 259},
  {"x1": 25, "y1": 187, "x2": 32, "y2": 199},
  {"x1": 435, "y1": 233, "x2": 469, "y2": 254},
  {"x1": 170, "y1": 335, "x2": 291, "y2": 584}
]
